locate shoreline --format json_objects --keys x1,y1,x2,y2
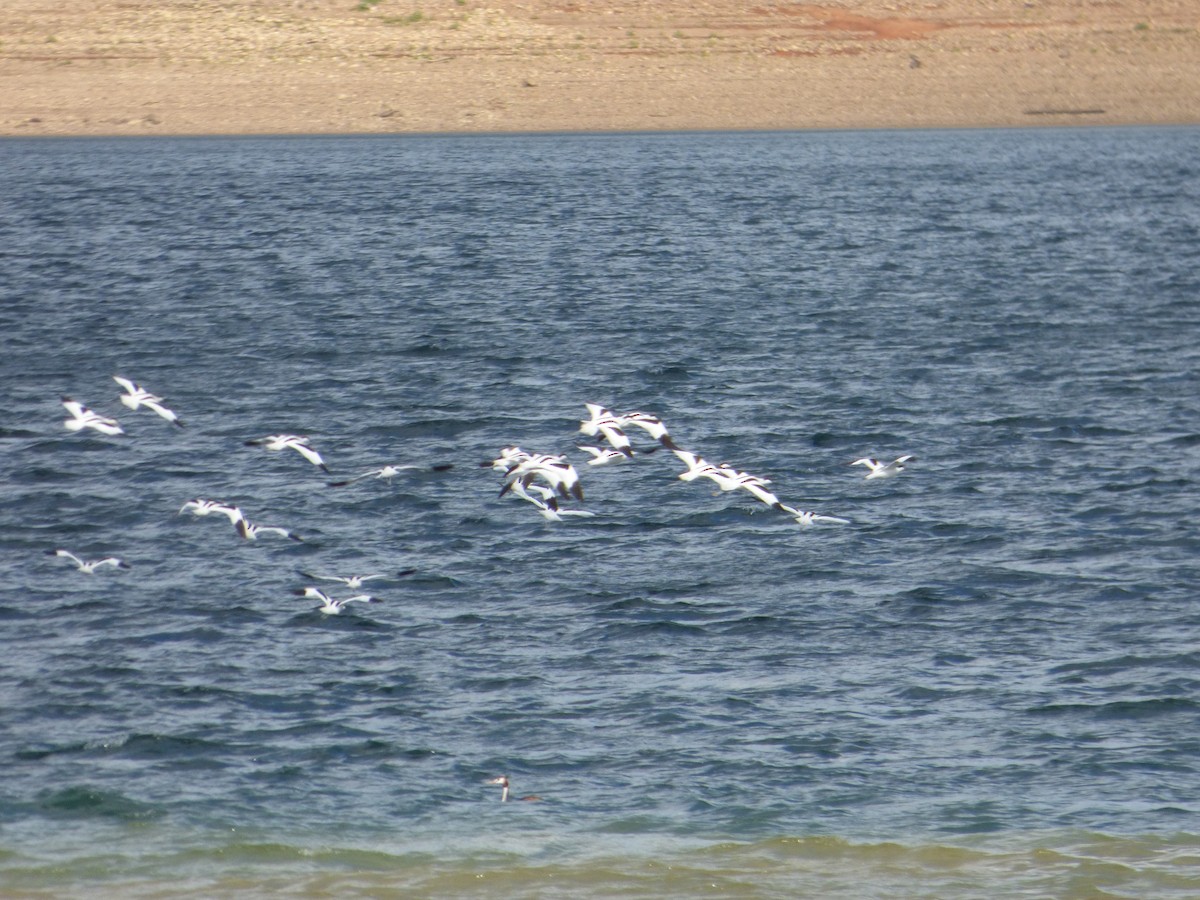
[{"x1": 2, "y1": 1, "x2": 1198, "y2": 138}]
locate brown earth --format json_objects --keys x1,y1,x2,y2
[{"x1": 1, "y1": 0, "x2": 1198, "y2": 137}]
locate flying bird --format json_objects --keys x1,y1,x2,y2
[
  {"x1": 778, "y1": 504, "x2": 851, "y2": 527},
  {"x1": 293, "y1": 587, "x2": 380, "y2": 615},
  {"x1": 299, "y1": 571, "x2": 415, "y2": 589},
  {"x1": 245, "y1": 434, "x2": 330, "y2": 473},
  {"x1": 235, "y1": 517, "x2": 302, "y2": 542},
  {"x1": 327, "y1": 463, "x2": 453, "y2": 487},
  {"x1": 851, "y1": 455, "x2": 917, "y2": 479},
  {"x1": 61, "y1": 397, "x2": 123, "y2": 436},
  {"x1": 178, "y1": 499, "x2": 244, "y2": 524},
  {"x1": 112, "y1": 376, "x2": 184, "y2": 427},
  {"x1": 46, "y1": 549, "x2": 130, "y2": 574}
]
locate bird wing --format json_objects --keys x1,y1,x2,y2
[
  {"x1": 288, "y1": 441, "x2": 327, "y2": 469},
  {"x1": 61, "y1": 398, "x2": 88, "y2": 419},
  {"x1": 740, "y1": 482, "x2": 782, "y2": 507},
  {"x1": 53, "y1": 549, "x2": 84, "y2": 567},
  {"x1": 814, "y1": 514, "x2": 851, "y2": 525},
  {"x1": 143, "y1": 398, "x2": 181, "y2": 424},
  {"x1": 112, "y1": 376, "x2": 139, "y2": 396},
  {"x1": 596, "y1": 423, "x2": 632, "y2": 453},
  {"x1": 301, "y1": 572, "x2": 345, "y2": 584}
]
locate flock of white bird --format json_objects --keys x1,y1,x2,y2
[
  {"x1": 52, "y1": 376, "x2": 434, "y2": 613},
  {"x1": 486, "y1": 402, "x2": 915, "y2": 528},
  {"x1": 52, "y1": 385, "x2": 915, "y2": 593},
  {"x1": 49, "y1": 377, "x2": 915, "y2": 800}
]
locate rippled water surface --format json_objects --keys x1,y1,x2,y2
[{"x1": 1, "y1": 127, "x2": 1198, "y2": 897}]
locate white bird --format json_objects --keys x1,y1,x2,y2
[
  {"x1": 294, "y1": 586, "x2": 379, "y2": 615},
  {"x1": 482, "y1": 446, "x2": 531, "y2": 473},
  {"x1": 706, "y1": 465, "x2": 784, "y2": 504},
  {"x1": 778, "y1": 504, "x2": 851, "y2": 527},
  {"x1": 674, "y1": 451, "x2": 789, "y2": 510},
  {"x1": 179, "y1": 499, "x2": 244, "y2": 523},
  {"x1": 579, "y1": 404, "x2": 633, "y2": 456},
  {"x1": 726, "y1": 474, "x2": 787, "y2": 509},
  {"x1": 299, "y1": 571, "x2": 414, "y2": 589},
  {"x1": 245, "y1": 434, "x2": 330, "y2": 473},
  {"x1": 112, "y1": 376, "x2": 184, "y2": 427},
  {"x1": 485, "y1": 775, "x2": 541, "y2": 802},
  {"x1": 673, "y1": 449, "x2": 736, "y2": 486},
  {"x1": 235, "y1": 517, "x2": 302, "y2": 542},
  {"x1": 577, "y1": 445, "x2": 633, "y2": 466},
  {"x1": 327, "y1": 463, "x2": 453, "y2": 487},
  {"x1": 851, "y1": 455, "x2": 917, "y2": 479},
  {"x1": 615, "y1": 410, "x2": 680, "y2": 449},
  {"x1": 499, "y1": 454, "x2": 584, "y2": 501},
  {"x1": 46, "y1": 548, "x2": 130, "y2": 574},
  {"x1": 507, "y1": 481, "x2": 595, "y2": 521},
  {"x1": 61, "y1": 396, "x2": 123, "y2": 436}
]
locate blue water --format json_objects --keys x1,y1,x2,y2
[{"x1": 1, "y1": 127, "x2": 1199, "y2": 897}]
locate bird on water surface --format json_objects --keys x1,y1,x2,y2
[{"x1": 485, "y1": 776, "x2": 542, "y2": 802}]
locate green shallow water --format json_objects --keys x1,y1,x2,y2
[{"x1": 5, "y1": 831, "x2": 1200, "y2": 898}]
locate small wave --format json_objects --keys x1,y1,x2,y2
[{"x1": 35, "y1": 785, "x2": 166, "y2": 822}]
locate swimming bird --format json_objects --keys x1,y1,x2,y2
[
  {"x1": 327, "y1": 463, "x2": 454, "y2": 487},
  {"x1": 245, "y1": 434, "x2": 330, "y2": 473},
  {"x1": 851, "y1": 455, "x2": 917, "y2": 479},
  {"x1": 112, "y1": 376, "x2": 184, "y2": 427},
  {"x1": 299, "y1": 571, "x2": 415, "y2": 589},
  {"x1": 778, "y1": 504, "x2": 851, "y2": 527},
  {"x1": 293, "y1": 587, "x2": 379, "y2": 615},
  {"x1": 61, "y1": 397, "x2": 123, "y2": 436},
  {"x1": 179, "y1": 499, "x2": 244, "y2": 524},
  {"x1": 235, "y1": 517, "x2": 302, "y2": 542},
  {"x1": 485, "y1": 776, "x2": 541, "y2": 803},
  {"x1": 46, "y1": 548, "x2": 130, "y2": 574}
]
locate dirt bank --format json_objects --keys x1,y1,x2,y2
[{"x1": 1, "y1": 0, "x2": 1197, "y2": 136}]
